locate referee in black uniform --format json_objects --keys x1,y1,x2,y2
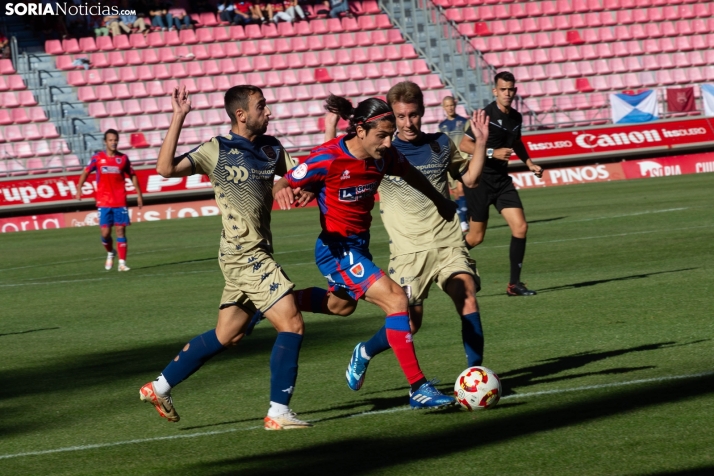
[{"x1": 459, "y1": 71, "x2": 543, "y2": 296}]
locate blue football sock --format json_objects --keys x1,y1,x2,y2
[
  {"x1": 269, "y1": 332, "x2": 303, "y2": 405},
  {"x1": 455, "y1": 196, "x2": 468, "y2": 223},
  {"x1": 161, "y1": 329, "x2": 226, "y2": 387},
  {"x1": 461, "y1": 312, "x2": 484, "y2": 366},
  {"x1": 363, "y1": 325, "x2": 390, "y2": 358}
]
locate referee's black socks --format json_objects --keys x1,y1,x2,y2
[{"x1": 509, "y1": 236, "x2": 527, "y2": 284}]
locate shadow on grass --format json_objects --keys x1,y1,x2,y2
[
  {"x1": 0, "y1": 327, "x2": 60, "y2": 337},
  {"x1": 535, "y1": 267, "x2": 699, "y2": 294},
  {"x1": 499, "y1": 341, "x2": 709, "y2": 394},
  {"x1": 639, "y1": 467, "x2": 714, "y2": 476},
  {"x1": 190, "y1": 373, "x2": 714, "y2": 475},
  {"x1": 132, "y1": 257, "x2": 216, "y2": 270}
]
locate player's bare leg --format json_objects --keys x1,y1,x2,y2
[
  {"x1": 464, "y1": 220, "x2": 488, "y2": 249},
  {"x1": 100, "y1": 226, "x2": 115, "y2": 270},
  {"x1": 115, "y1": 225, "x2": 130, "y2": 271},
  {"x1": 501, "y1": 207, "x2": 535, "y2": 296},
  {"x1": 446, "y1": 273, "x2": 484, "y2": 365}
]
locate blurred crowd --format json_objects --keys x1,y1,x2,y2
[{"x1": 25, "y1": 0, "x2": 354, "y2": 40}]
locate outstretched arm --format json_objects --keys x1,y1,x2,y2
[
  {"x1": 401, "y1": 164, "x2": 457, "y2": 222},
  {"x1": 461, "y1": 109, "x2": 489, "y2": 188},
  {"x1": 157, "y1": 86, "x2": 195, "y2": 178},
  {"x1": 273, "y1": 177, "x2": 309, "y2": 210}
]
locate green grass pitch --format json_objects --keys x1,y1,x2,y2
[{"x1": 0, "y1": 173, "x2": 712, "y2": 475}]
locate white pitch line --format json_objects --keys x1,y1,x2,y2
[
  {"x1": 0, "y1": 426, "x2": 262, "y2": 461},
  {"x1": 0, "y1": 370, "x2": 710, "y2": 461}
]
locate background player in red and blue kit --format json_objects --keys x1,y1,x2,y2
[
  {"x1": 273, "y1": 95, "x2": 458, "y2": 409},
  {"x1": 76, "y1": 129, "x2": 143, "y2": 272}
]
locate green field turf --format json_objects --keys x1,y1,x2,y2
[{"x1": 0, "y1": 173, "x2": 713, "y2": 475}]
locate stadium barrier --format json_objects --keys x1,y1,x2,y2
[{"x1": 2, "y1": 152, "x2": 713, "y2": 233}]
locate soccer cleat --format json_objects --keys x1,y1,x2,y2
[
  {"x1": 410, "y1": 380, "x2": 457, "y2": 409},
  {"x1": 105, "y1": 251, "x2": 115, "y2": 270},
  {"x1": 345, "y1": 343, "x2": 370, "y2": 391},
  {"x1": 264, "y1": 411, "x2": 312, "y2": 430},
  {"x1": 118, "y1": 261, "x2": 131, "y2": 272},
  {"x1": 139, "y1": 382, "x2": 180, "y2": 422},
  {"x1": 507, "y1": 282, "x2": 537, "y2": 296}
]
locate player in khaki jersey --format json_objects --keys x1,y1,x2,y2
[
  {"x1": 139, "y1": 85, "x2": 313, "y2": 430},
  {"x1": 324, "y1": 81, "x2": 490, "y2": 391}
]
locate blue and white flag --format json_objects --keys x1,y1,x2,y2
[
  {"x1": 609, "y1": 90, "x2": 659, "y2": 124},
  {"x1": 701, "y1": 84, "x2": 714, "y2": 117}
]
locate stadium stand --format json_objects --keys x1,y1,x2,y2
[
  {"x1": 3, "y1": 0, "x2": 711, "y2": 176},
  {"x1": 36, "y1": 12, "x2": 456, "y2": 169},
  {"x1": 437, "y1": 0, "x2": 712, "y2": 126}
]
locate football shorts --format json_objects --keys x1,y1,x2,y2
[
  {"x1": 219, "y1": 248, "x2": 294, "y2": 313},
  {"x1": 314, "y1": 232, "x2": 385, "y2": 301},
  {"x1": 389, "y1": 246, "x2": 480, "y2": 307},
  {"x1": 464, "y1": 175, "x2": 523, "y2": 223},
  {"x1": 98, "y1": 207, "x2": 130, "y2": 227}
]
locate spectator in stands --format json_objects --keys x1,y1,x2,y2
[
  {"x1": 168, "y1": 6, "x2": 193, "y2": 30},
  {"x1": 279, "y1": 0, "x2": 306, "y2": 22},
  {"x1": 93, "y1": 15, "x2": 111, "y2": 36},
  {"x1": 0, "y1": 33, "x2": 10, "y2": 60},
  {"x1": 327, "y1": 0, "x2": 349, "y2": 18},
  {"x1": 253, "y1": 1, "x2": 270, "y2": 23},
  {"x1": 234, "y1": 1, "x2": 258, "y2": 25},
  {"x1": 148, "y1": 1, "x2": 171, "y2": 31},
  {"x1": 118, "y1": 0, "x2": 149, "y2": 34},
  {"x1": 218, "y1": 0, "x2": 236, "y2": 23}
]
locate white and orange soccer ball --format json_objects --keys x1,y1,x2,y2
[{"x1": 454, "y1": 366, "x2": 502, "y2": 410}]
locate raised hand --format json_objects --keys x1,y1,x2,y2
[
  {"x1": 469, "y1": 109, "x2": 489, "y2": 143},
  {"x1": 171, "y1": 85, "x2": 191, "y2": 116}
]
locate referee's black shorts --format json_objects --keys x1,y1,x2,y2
[{"x1": 463, "y1": 174, "x2": 523, "y2": 223}]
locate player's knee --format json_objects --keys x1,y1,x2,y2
[
  {"x1": 386, "y1": 289, "x2": 409, "y2": 315},
  {"x1": 467, "y1": 230, "x2": 484, "y2": 246},
  {"x1": 513, "y1": 221, "x2": 528, "y2": 237},
  {"x1": 328, "y1": 300, "x2": 356, "y2": 316}
]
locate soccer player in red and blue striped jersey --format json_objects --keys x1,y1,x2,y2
[
  {"x1": 273, "y1": 95, "x2": 457, "y2": 409},
  {"x1": 76, "y1": 129, "x2": 143, "y2": 271}
]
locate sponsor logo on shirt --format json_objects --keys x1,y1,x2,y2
[
  {"x1": 225, "y1": 165, "x2": 249, "y2": 183},
  {"x1": 338, "y1": 181, "x2": 377, "y2": 202},
  {"x1": 100, "y1": 166, "x2": 121, "y2": 174}
]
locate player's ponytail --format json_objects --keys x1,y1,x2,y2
[{"x1": 325, "y1": 95, "x2": 394, "y2": 135}]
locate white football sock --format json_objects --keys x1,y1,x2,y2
[
  {"x1": 153, "y1": 374, "x2": 172, "y2": 395},
  {"x1": 268, "y1": 401, "x2": 290, "y2": 417}
]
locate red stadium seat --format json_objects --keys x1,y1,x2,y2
[
  {"x1": 79, "y1": 37, "x2": 98, "y2": 53},
  {"x1": 262, "y1": 23, "x2": 279, "y2": 38},
  {"x1": 97, "y1": 36, "x2": 114, "y2": 52},
  {"x1": 46, "y1": 40, "x2": 64, "y2": 55},
  {"x1": 113, "y1": 35, "x2": 131, "y2": 50},
  {"x1": 575, "y1": 78, "x2": 594, "y2": 92},
  {"x1": 29, "y1": 107, "x2": 48, "y2": 123},
  {"x1": 18, "y1": 91, "x2": 37, "y2": 107},
  {"x1": 165, "y1": 30, "x2": 181, "y2": 46},
  {"x1": 192, "y1": 45, "x2": 210, "y2": 61}
]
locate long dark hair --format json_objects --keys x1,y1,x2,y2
[{"x1": 325, "y1": 95, "x2": 394, "y2": 135}]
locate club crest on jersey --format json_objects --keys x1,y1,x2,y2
[
  {"x1": 261, "y1": 145, "x2": 277, "y2": 160},
  {"x1": 429, "y1": 141, "x2": 441, "y2": 153},
  {"x1": 292, "y1": 163, "x2": 308, "y2": 179},
  {"x1": 350, "y1": 263, "x2": 364, "y2": 278},
  {"x1": 115, "y1": 157, "x2": 122, "y2": 164},
  {"x1": 340, "y1": 170, "x2": 350, "y2": 180}
]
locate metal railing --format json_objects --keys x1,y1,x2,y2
[{"x1": 380, "y1": 0, "x2": 541, "y2": 128}]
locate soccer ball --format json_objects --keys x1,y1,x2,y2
[{"x1": 454, "y1": 366, "x2": 502, "y2": 410}]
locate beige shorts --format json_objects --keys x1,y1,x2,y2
[
  {"x1": 389, "y1": 246, "x2": 480, "y2": 306},
  {"x1": 218, "y1": 248, "x2": 294, "y2": 313}
]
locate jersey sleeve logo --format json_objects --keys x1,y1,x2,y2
[
  {"x1": 292, "y1": 163, "x2": 308, "y2": 179},
  {"x1": 261, "y1": 145, "x2": 277, "y2": 160}
]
